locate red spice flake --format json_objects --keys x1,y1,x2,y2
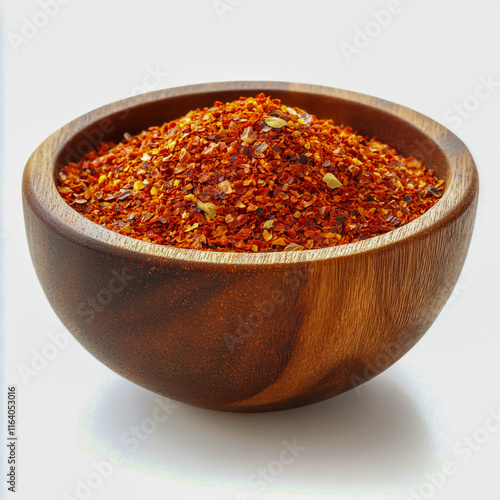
[
  {"x1": 254, "y1": 142, "x2": 269, "y2": 155},
  {"x1": 57, "y1": 94, "x2": 444, "y2": 252},
  {"x1": 218, "y1": 180, "x2": 232, "y2": 194},
  {"x1": 284, "y1": 242, "x2": 304, "y2": 252}
]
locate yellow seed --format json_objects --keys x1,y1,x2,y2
[
  {"x1": 184, "y1": 194, "x2": 197, "y2": 202},
  {"x1": 150, "y1": 186, "x2": 158, "y2": 196},
  {"x1": 263, "y1": 229, "x2": 272, "y2": 241},
  {"x1": 265, "y1": 116, "x2": 287, "y2": 128},
  {"x1": 141, "y1": 153, "x2": 151, "y2": 162},
  {"x1": 352, "y1": 158, "x2": 362, "y2": 166},
  {"x1": 323, "y1": 173, "x2": 342, "y2": 190},
  {"x1": 304, "y1": 142, "x2": 311, "y2": 150},
  {"x1": 251, "y1": 244, "x2": 259, "y2": 252},
  {"x1": 133, "y1": 181, "x2": 145, "y2": 191},
  {"x1": 173, "y1": 179, "x2": 180, "y2": 187},
  {"x1": 197, "y1": 199, "x2": 217, "y2": 219},
  {"x1": 98, "y1": 174, "x2": 107, "y2": 184}
]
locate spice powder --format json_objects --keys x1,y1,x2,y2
[{"x1": 57, "y1": 94, "x2": 444, "y2": 252}]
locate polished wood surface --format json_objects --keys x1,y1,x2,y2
[{"x1": 22, "y1": 82, "x2": 478, "y2": 412}]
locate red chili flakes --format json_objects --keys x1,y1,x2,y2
[{"x1": 57, "y1": 94, "x2": 445, "y2": 252}]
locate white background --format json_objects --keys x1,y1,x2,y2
[{"x1": 2, "y1": 0, "x2": 500, "y2": 499}]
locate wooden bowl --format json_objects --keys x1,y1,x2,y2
[{"x1": 22, "y1": 82, "x2": 478, "y2": 412}]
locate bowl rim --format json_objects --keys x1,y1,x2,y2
[{"x1": 23, "y1": 81, "x2": 479, "y2": 266}]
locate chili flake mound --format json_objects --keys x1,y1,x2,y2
[{"x1": 57, "y1": 94, "x2": 444, "y2": 252}]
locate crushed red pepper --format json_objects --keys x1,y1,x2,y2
[{"x1": 57, "y1": 94, "x2": 444, "y2": 252}]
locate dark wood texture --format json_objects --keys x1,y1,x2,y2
[{"x1": 22, "y1": 82, "x2": 479, "y2": 412}]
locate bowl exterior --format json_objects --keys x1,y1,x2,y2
[
  {"x1": 22, "y1": 82, "x2": 479, "y2": 412},
  {"x1": 22, "y1": 191, "x2": 477, "y2": 412}
]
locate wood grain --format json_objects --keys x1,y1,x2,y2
[{"x1": 22, "y1": 82, "x2": 479, "y2": 412}]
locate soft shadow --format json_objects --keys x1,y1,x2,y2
[{"x1": 80, "y1": 368, "x2": 437, "y2": 493}]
